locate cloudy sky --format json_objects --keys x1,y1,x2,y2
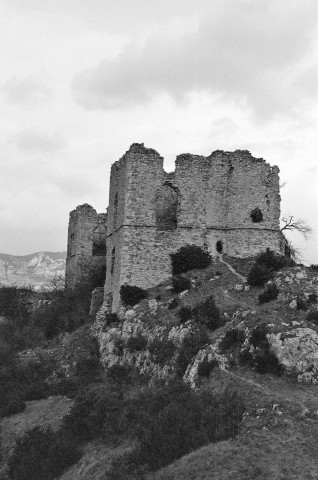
[{"x1": 1, "y1": 0, "x2": 317, "y2": 263}]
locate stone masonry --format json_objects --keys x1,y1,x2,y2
[
  {"x1": 65, "y1": 204, "x2": 106, "y2": 289},
  {"x1": 66, "y1": 143, "x2": 284, "y2": 311}
]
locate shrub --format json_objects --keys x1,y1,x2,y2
[
  {"x1": 297, "y1": 296, "x2": 308, "y2": 311},
  {"x1": 178, "y1": 306, "x2": 192, "y2": 323},
  {"x1": 191, "y1": 296, "x2": 223, "y2": 331},
  {"x1": 247, "y1": 264, "x2": 273, "y2": 287},
  {"x1": 308, "y1": 293, "x2": 318, "y2": 304},
  {"x1": 219, "y1": 328, "x2": 246, "y2": 352},
  {"x1": 197, "y1": 358, "x2": 218, "y2": 377},
  {"x1": 258, "y1": 283, "x2": 279, "y2": 304},
  {"x1": 172, "y1": 275, "x2": 191, "y2": 294},
  {"x1": 175, "y1": 327, "x2": 210, "y2": 377},
  {"x1": 126, "y1": 334, "x2": 148, "y2": 353},
  {"x1": 120, "y1": 285, "x2": 148, "y2": 307},
  {"x1": 63, "y1": 384, "x2": 123, "y2": 442},
  {"x1": 124, "y1": 381, "x2": 244, "y2": 471},
  {"x1": 255, "y1": 248, "x2": 286, "y2": 271},
  {"x1": 310, "y1": 264, "x2": 318, "y2": 271},
  {"x1": 148, "y1": 338, "x2": 175, "y2": 366},
  {"x1": 7, "y1": 426, "x2": 82, "y2": 480},
  {"x1": 248, "y1": 324, "x2": 283, "y2": 375},
  {"x1": 170, "y1": 245, "x2": 211, "y2": 275},
  {"x1": 168, "y1": 298, "x2": 179, "y2": 310},
  {"x1": 306, "y1": 309, "x2": 318, "y2": 324},
  {"x1": 75, "y1": 357, "x2": 100, "y2": 378}
]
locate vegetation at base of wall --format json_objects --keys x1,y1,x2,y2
[
  {"x1": 170, "y1": 245, "x2": 212, "y2": 275},
  {"x1": 148, "y1": 337, "x2": 176, "y2": 366},
  {"x1": 310, "y1": 264, "x2": 318, "y2": 271},
  {"x1": 172, "y1": 275, "x2": 192, "y2": 294},
  {"x1": 6, "y1": 426, "x2": 82, "y2": 480},
  {"x1": 306, "y1": 309, "x2": 318, "y2": 324},
  {"x1": 256, "y1": 248, "x2": 289, "y2": 271},
  {"x1": 126, "y1": 334, "x2": 148, "y2": 353},
  {"x1": 120, "y1": 285, "x2": 148, "y2": 307},
  {"x1": 258, "y1": 283, "x2": 279, "y2": 304},
  {"x1": 247, "y1": 264, "x2": 273, "y2": 287},
  {"x1": 247, "y1": 248, "x2": 291, "y2": 287}
]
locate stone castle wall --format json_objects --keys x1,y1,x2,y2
[
  {"x1": 65, "y1": 204, "x2": 106, "y2": 289},
  {"x1": 103, "y1": 143, "x2": 283, "y2": 311}
]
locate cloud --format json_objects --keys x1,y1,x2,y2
[
  {"x1": 1, "y1": 77, "x2": 52, "y2": 105},
  {"x1": 72, "y1": 0, "x2": 318, "y2": 120},
  {"x1": 12, "y1": 130, "x2": 67, "y2": 153}
]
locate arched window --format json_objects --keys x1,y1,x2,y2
[
  {"x1": 111, "y1": 247, "x2": 115, "y2": 274},
  {"x1": 216, "y1": 240, "x2": 223, "y2": 253},
  {"x1": 250, "y1": 208, "x2": 263, "y2": 223},
  {"x1": 155, "y1": 183, "x2": 178, "y2": 231}
]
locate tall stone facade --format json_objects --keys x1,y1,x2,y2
[
  {"x1": 104, "y1": 143, "x2": 283, "y2": 311},
  {"x1": 65, "y1": 204, "x2": 106, "y2": 289},
  {"x1": 66, "y1": 143, "x2": 284, "y2": 311}
]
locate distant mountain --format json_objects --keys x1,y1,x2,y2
[{"x1": 0, "y1": 251, "x2": 66, "y2": 290}]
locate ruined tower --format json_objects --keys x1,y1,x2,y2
[
  {"x1": 65, "y1": 204, "x2": 106, "y2": 289},
  {"x1": 104, "y1": 143, "x2": 283, "y2": 311}
]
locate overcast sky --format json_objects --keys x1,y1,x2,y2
[{"x1": 1, "y1": 0, "x2": 317, "y2": 263}]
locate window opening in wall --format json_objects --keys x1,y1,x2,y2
[
  {"x1": 250, "y1": 208, "x2": 263, "y2": 223},
  {"x1": 111, "y1": 247, "x2": 115, "y2": 273},
  {"x1": 155, "y1": 183, "x2": 178, "y2": 231},
  {"x1": 70, "y1": 233, "x2": 75, "y2": 241},
  {"x1": 114, "y1": 193, "x2": 118, "y2": 229},
  {"x1": 216, "y1": 240, "x2": 223, "y2": 253},
  {"x1": 93, "y1": 225, "x2": 106, "y2": 256}
]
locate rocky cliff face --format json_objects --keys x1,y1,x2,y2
[{"x1": 0, "y1": 251, "x2": 66, "y2": 290}]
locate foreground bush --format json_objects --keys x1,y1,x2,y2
[
  {"x1": 191, "y1": 296, "x2": 223, "y2": 330},
  {"x1": 175, "y1": 327, "x2": 210, "y2": 376},
  {"x1": 170, "y1": 245, "x2": 211, "y2": 275},
  {"x1": 258, "y1": 283, "x2": 279, "y2": 304},
  {"x1": 123, "y1": 380, "x2": 244, "y2": 471},
  {"x1": 63, "y1": 384, "x2": 123, "y2": 442},
  {"x1": 7, "y1": 426, "x2": 82, "y2": 480},
  {"x1": 120, "y1": 285, "x2": 148, "y2": 307},
  {"x1": 219, "y1": 328, "x2": 246, "y2": 353}
]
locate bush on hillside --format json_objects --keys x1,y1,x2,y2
[
  {"x1": 126, "y1": 334, "x2": 148, "y2": 353},
  {"x1": 247, "y1": 264, "x2": 273, "y2": 287},
  {"x1": 175, "y1": 327, "x2": 210, "y2": 377},
  {"x1": 120, "y1": 285, "x2": 148, "y2": 307},
  {"x1": 191, "y1": 296, "x2": 223, "y2": 331},
  {"x1": 246, "y1": 324, "x2": 283, "y2": 375},
  {"x1": 178, "y1": 306, "x2": 192, "y2": 323},
  {"x1": 310, "y1": 264, "x2": 318, "y2": 271},
  {"x1": 255, "y1": 248, "x2": 287, "y2": 271},
  {"x1": 197, "y1": 358, "x2": 218, "y2": 378},
  {"x1": 63, "y1": 384, "x2": 123, "y2": 442},
  {"x1": 308, "y1": 293, "x2": 318, "y2": 304},
  {"x1": 123, "y1": 381, "x2": 245, "y2": 471},
  {"x1": 7, "y1": 426, "x2": 82, "y2": 480},
  {"x1": 170, "y1": 245, "x2": 211, "y2": 275},
  {"x1": 219, "y1": 328, "x2": 246, "y2": 353},
  {"x1": 306, "y1": 309, "x2": 318, "y2": 324},
  {"x1": 168, "y1": 298, "x2": 179, "y2": 310},
  {"x1": 172, "y1": 275, "x2": 191, "y2": 293},
  {"x1": 148, "y1": 337, "x2": 175, "y2": 366},
  {"x1": 297, "y1": 296, "x2": 308, "y2": 311},
  {"x1": 258, "y1": 283, "x2": 279, "y2": 304}
]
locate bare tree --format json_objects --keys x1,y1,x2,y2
[{"x1": 280, "y1": 215, "x2": 313, "y2": 240}]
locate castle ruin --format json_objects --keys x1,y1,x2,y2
[{"x1": 66, "y1": 143, "x2": 284, "y2": 311}]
